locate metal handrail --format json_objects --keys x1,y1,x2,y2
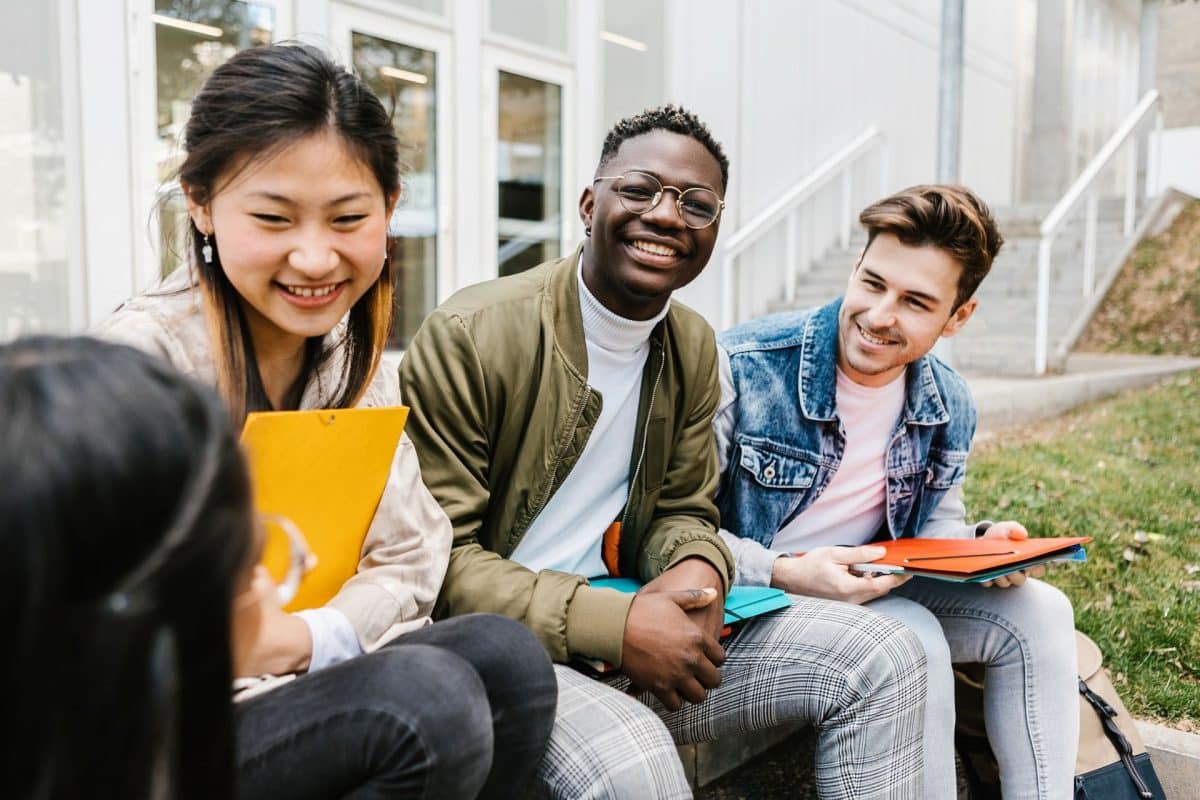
[
  {"x1": 1033, "y1": 90, "x2": 1162, "y2": 373},
  {"x1": 720, "y1": 126, "x2": 886, "y2": 329}
]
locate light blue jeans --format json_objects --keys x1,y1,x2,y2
[{"x1": 867, "y1": 577, "x2": 1079, "y2": 800}]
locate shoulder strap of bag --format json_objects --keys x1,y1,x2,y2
[{"x1": 1078, "y1": 678, "x2": 1154, "y2": 799}]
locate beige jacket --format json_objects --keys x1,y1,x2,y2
[{"x1": 93, "y1": 267, "x2": 452, "y2": 651}]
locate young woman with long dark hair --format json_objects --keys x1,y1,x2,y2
[
  {"x1": 94, "y1": 42, "x2": 555, "y2": 799},
  {"x1": 1, "y1": 336, "x2": 255, "y2": 800}
]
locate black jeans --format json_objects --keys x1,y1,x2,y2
[{"x1": 235, "y1": 614, "x2": 557, "y2": 800}]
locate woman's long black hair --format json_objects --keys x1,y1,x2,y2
[{"x1": 0, "y1": 336, "x2": 253, "y2": 799}]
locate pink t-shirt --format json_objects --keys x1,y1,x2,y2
[{"x1": 770, "y1": 368, "x2": 906, "y2": 553}]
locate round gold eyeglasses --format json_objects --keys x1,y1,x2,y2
[{"x1": 593, "y1": 170, "x2": 725, "y2": 229}]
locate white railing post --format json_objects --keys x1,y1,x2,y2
[
  {"x1": 1083, "y1": 193, "x2": 1098, "y2": 297},
  {"x1": 721, "y1": 253, "x2": 734, "y2": 331},
  {"x1": 1034, "y1": 90, "x2": 1160, "y2": 370},
  {"x1": 839, "y1": 168, "x2": 853, "y2": 249},
  {"x1": 1154, "y1": 109, "x2": 1164, "y2": 196},
  {"x1": 784, "y1": 209, "x2": 798, "y2": 303},
  {"x1": 1035, "y1": 236, "x2": 1052, "y2": 374},
  {"x1": 719, "y1": 126, "x2": 885, "y2": 328},
  {"x1": 798, "y1": 204, "x2": 812, "y2": 275},
  {"x1": 1123, "y1": 138, "x2": 1137, "y2": 236},
  {"x1": 878, "y1": 143, "x2": 889, "y2": 198}
]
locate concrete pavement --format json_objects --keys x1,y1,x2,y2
[{"x1": 966, "y1": 352, "x2": 1200, "y2": 437}]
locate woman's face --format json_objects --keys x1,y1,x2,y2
[{"x1": 186, "y1": 130, "x2": 397, "y2": 351}]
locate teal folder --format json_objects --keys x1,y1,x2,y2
[{"x1": 589, "y1": 577, "x2": 792, "y2": 626}]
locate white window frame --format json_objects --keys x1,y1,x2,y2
[
  {"x1": 480, "y1": 46, "x2": 576, "y2": 283},
  {"x1": 330, "y1": 1, "x2": 456, "y2": 328},
  {"x1": 482, "y1": 0, "x2": 576, "y2": 65},
  {"x1": 126, "y1": 0, "x2": 294, "y2": 296}
]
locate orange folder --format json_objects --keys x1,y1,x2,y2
[
  {"x1": 241, "y1": 406, "x2": 409, "y2": 611},
  {"x1": 849, "y1": 536, "x2": 1092, "y2": 582}
]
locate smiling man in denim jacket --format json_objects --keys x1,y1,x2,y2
[{"x1": 715, "y1": 185, "x2": 1080, "y2": 800}]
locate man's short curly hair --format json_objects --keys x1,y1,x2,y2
[{"x1": 598, "y1": 105, "x2": 730, "y2": 190}]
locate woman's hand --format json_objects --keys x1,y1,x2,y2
[{"x1": 232, "y1": 566, "x2": 314, "y2": 677}]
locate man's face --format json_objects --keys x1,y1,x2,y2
[
  {"x1": 579, "y1": 130, "x2": 725, "y2": 320},
  {"x1": 837, "y1": 232, "x2": 977, "y2": 387}
]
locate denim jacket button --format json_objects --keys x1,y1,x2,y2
[{"x1": 763, "y1": 464, "x2": 776, "y2": 480}]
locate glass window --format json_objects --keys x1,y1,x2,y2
[
  {"x1": 392, "y1": 0, "x2": 445, "y2": 15},
  {"x1": 0, "y1": 0, "x2": 70, "y2": 337},
  {"x1": 489, "y1": 0, "x2": 568, "y2": 53},
  {"x1": 153, "y1": 0, "x2": 276, "y2": 275},
  {"x1": 351, "y1": 31, "x2": 439, "y2": 348},
  {"x1": 602, "y1": 0, "x2": 666, "y2": 131},
  {"x1": 496, "y1": 71, "x2": 562, "y2": 276}
]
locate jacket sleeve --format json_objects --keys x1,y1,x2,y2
[
  {"x1": 636, "y1": 333, "x2": 735, "y2": 592},
  {"x1": 917, "y1": 485, "x2": 988, "y2": 539},
  {"x1": 398, "y1": 310, "x2": 633, "y2": 666},
  {"x1": 91, "y1": 304, "x2": 195, "y2": 375},
  {"x1": 325, "y1": 432, "x2": 453, "y2": 651}
]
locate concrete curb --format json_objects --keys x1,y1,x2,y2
[
  {"x1": 1137, "y1": 720, "x2": 1200, "y2": 799},
  {"x1": 966, "y1": 354, "x2": 1200, "y2": 437}
]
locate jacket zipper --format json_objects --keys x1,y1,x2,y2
[
  {"x1": 621, "y1": 345, "x2": 666, "y2": 533},
  {"x1": 525, "y1": 382, "x2": 593, "y2": 532}
]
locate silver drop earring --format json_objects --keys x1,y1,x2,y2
[{"x1": 201, "y1": 233, "x2": 214, "y2": 265}]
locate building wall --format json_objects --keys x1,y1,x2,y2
[
  {"x1": 1152, "y1": 0, "x2": 1200, "y2": 197},
  {"x1": 0, "y1": 0, "x2": 1159, "y2": 340},
  {"x1": 667, "y1": 0, "x2": 1022, "y2": 324},
  {"x1": 1158, "y1": 0, "x2": 1200, "y2": 128}
]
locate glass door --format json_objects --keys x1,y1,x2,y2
[
  {"x1": 483, "y1": 50, "x2": 574, "y2": 278},
  {"x1": 151, "y1": 0, "x2": 283, "y2": 277},
  {"x1": 496, "y1": 70, "x2": 563, "y2": 276},
  {"x1": 332, "y1": 5, "x2": 451, "y2": 348}
]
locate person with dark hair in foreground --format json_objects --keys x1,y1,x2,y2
[
  {"x1": 716, "y1": 185, "x2": 1079, "y2": 799},
  {"x1": 400, "y1": 105, "x2": 928, "y2": 800},
  {"x1": 95, "y1": 42, "x2": 556, "y2": 799},
  {"x1": 1, "y1": 336, "x2": 254, "y2": 800}
]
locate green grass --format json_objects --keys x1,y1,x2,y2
[{"x1": 964, "y1": 372, "x2": 1200, "y2": 726}]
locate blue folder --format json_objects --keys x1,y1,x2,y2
[{"x1": 589, "y1": 577, "x2": 792, "y2": 626}]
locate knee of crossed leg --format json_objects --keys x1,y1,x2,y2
[
  {"x1": 453, "y1": 614, "x2": 558, "y2": 698},
  {"x1": 861, "y1": 613, "x2": 929, "y2": 698},
  {"x1": 361, "y1": 645, "x2": 496, "y2": 778}
]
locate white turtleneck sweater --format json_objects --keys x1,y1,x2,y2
[{"x1": 509, "y1": 267, "x2": 670, "y2": 578}]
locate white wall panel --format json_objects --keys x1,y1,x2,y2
[{"x1": 670, "y1": 0, "x2": 1020, "y2": 327}]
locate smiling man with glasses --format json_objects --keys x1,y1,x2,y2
[{"x1": 400, "y1": 105, "x2": 929, "y2": 799}]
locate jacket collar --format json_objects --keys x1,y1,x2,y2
[
  {"x1": 548, "y1": 246, "x2": 590, "y2": 375},
  {"x1": 797, "y1": 298, "x2": 949, "y2": 426},
  {"x1": 548, "y1": 244, "x2": 666, "y2": 378}
]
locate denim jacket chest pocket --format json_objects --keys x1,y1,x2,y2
[
  {"x1": 738, "y1": 441, "x2": 820, "y2": 488},
  {"x1": 886, "y1": 449, "x2": 969, "y2": 537},
  {"x1": 724, "y1": 438, "x2": 822, "y2": 540},
  {"x1": 925, "y1": 449, "x2": 968, "y2": 489}
]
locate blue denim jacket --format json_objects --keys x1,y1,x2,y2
[{"x1": 714, "y1": 299, "x2": 979, "y2": 557}]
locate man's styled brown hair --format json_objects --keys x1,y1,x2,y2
[{"x1": 858, "y1": 184, "x2": 1003, "y2": 310}]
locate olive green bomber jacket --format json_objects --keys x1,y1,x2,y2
[{"x1": 398, "y1": 250, "x2": 734, "y2": 666}]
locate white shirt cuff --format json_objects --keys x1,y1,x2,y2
[{"x1": 296, "y1": 607, "x2": 363, "y2": 672}]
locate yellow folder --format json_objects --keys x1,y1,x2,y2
[{"x1": 241, "y1": 406, "x2": 409, "y2": 612}]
